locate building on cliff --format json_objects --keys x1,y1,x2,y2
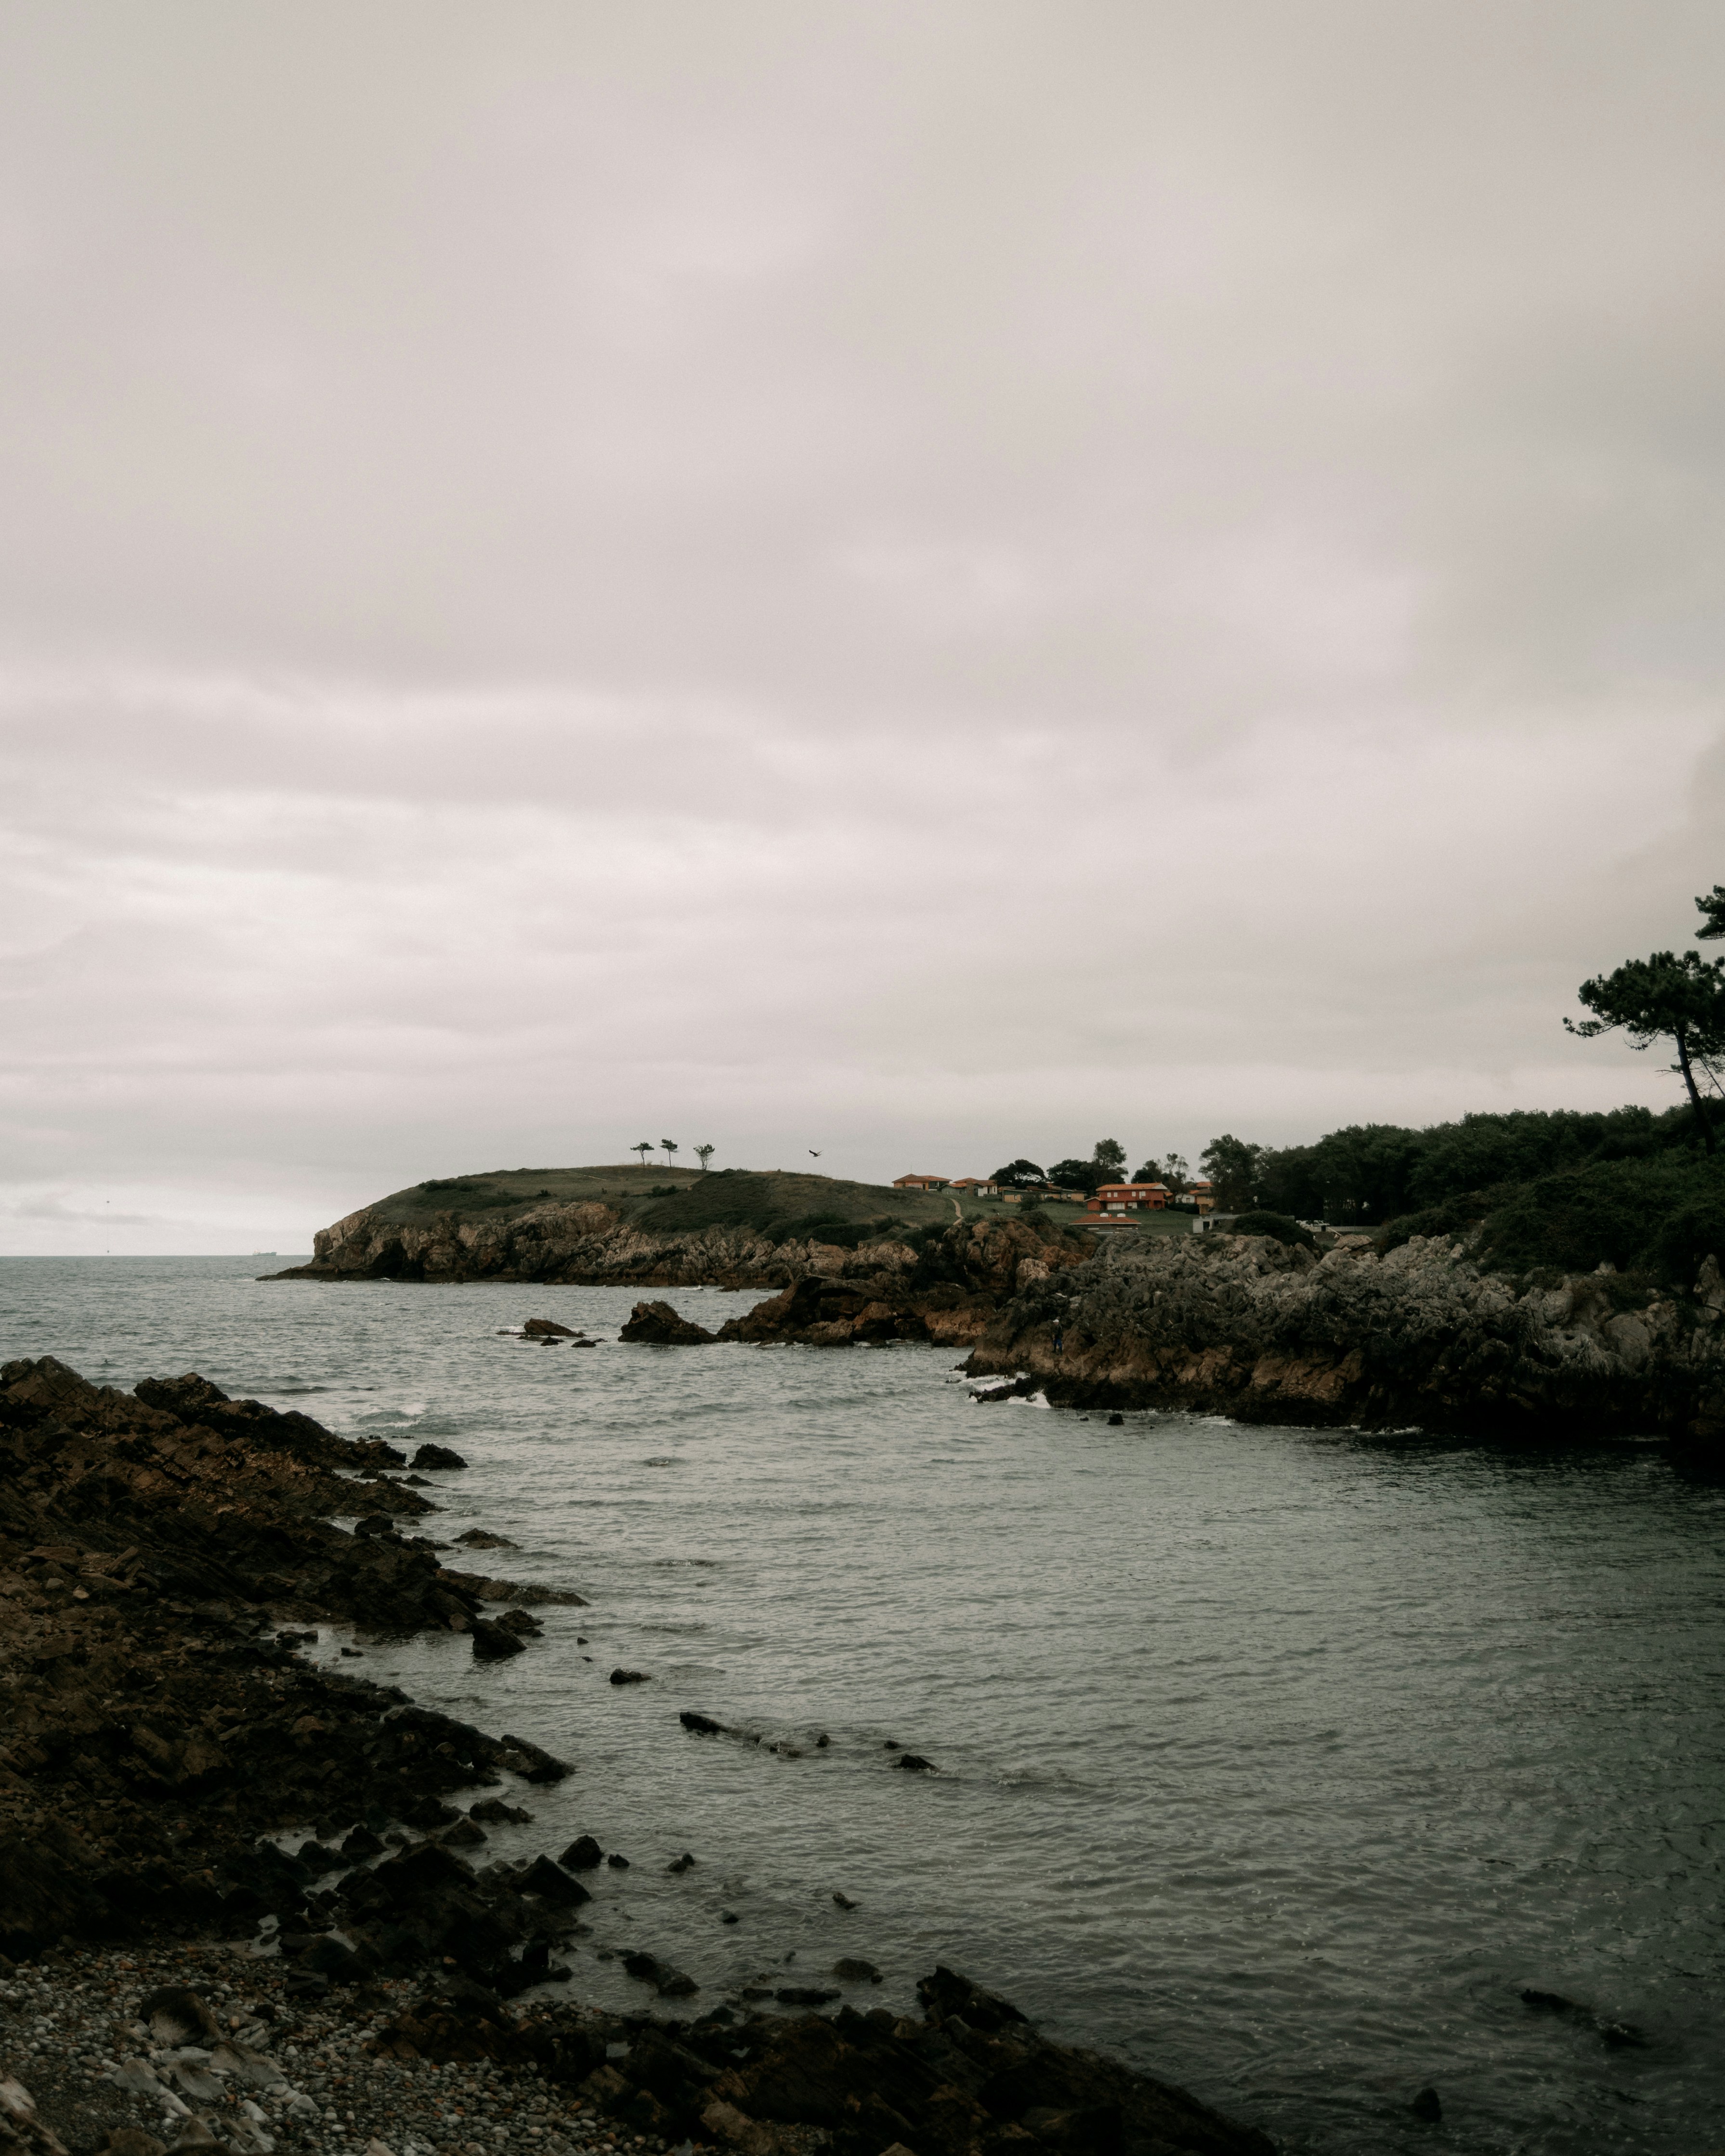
[{"x1": 893, "y1": 1173, "x2": 951, "y2": 1189}]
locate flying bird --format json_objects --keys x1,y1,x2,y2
[{"x1": 809, "y1": 1150, "x2": 821, "y2": 1157}]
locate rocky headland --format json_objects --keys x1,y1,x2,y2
[
  {"x1": 272, "y1": 1179, "x2": 1089, "y2": 1351},
  {"x1": 964, "y1": 1230, "x2": 1725, "y2": 1443},
  {"x1": 0, "y1": 1357, "x2": 1278, "y2": 2156}
]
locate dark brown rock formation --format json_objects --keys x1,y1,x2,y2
[
  {"x1": 619, "y1": 1300, "x2": 719, "y2": 1344},
  {"x1": 0, "y1": 1357, "x2": 578, "y2": 1966}
]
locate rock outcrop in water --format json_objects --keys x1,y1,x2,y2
[
  {"x1": 966, "y1": 1230, "x2": 1725, "y2": 1441},
  {"x1": 274, "y1": 1202, "x2": 1087, "y2": 1349}
]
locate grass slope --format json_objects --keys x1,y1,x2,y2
[{"x1": 367, "y1": 1163, "x2": 1076, "y2": 1240}]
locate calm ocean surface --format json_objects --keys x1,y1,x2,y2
[{"x1": 3, "y1": 1256, "x2": 1722, "y2": 2156}]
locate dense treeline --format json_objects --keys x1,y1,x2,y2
[{"x1": 1234, "y1": 1104, "x2": 1702, "y2": 1223}]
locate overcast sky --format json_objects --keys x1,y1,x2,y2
[{"x1": 3, "y1": 2, "x2": 1724, "y2": 1253}]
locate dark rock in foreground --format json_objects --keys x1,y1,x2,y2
[{"x1": 0, "y1": 1356, "x2": 575, "y2": 1968}]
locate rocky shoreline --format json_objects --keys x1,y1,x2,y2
[
  {"x1": 963, "y1": 1231, "x2": 1725, "y2": 1444},
  {"x1": 271, "y1": 1211, "x2": 1090, "y2": 1353},
  {"x1": 0, "y1": 1357, "x2": 1278, "y2": 2156}
]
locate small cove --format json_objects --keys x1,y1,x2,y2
[{"x1": 3, "y1": 1254, "x2": 1722, "y2": 2156}]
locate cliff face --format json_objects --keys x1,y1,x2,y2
[
  {"x1": 965, "y1": 1232, "x2": 1725, "y2": 1443},
  {"x1": 273, "y1": 1202, "x2": 1090, "y2": 1347}
]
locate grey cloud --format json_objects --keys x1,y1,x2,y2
[{"x1": 2, "y1": 2, "x2": 1723, "y2": 1247}]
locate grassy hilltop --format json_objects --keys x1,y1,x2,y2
[{"x1": 372, "y1": 1162, "x2": 1032, "y2": 1243}]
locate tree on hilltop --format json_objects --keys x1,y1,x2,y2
[
  {"x1": 631, "y1": 1141, "x2": 654, "y2": 1170},
  {"x1": 1566, "y1": 949, "x2": 1725, "y2": 1154},
  {"x1": 993, "y1": 1158, "x2": 1047, "y2": 1188},
  {"x1": 661, "y1": 1139, "x2": 680, "y2": 1169},
  {"x1": 1697, "y1": 886, "x2": 1725, "y2": 940},
  {"x1": 1130, "y1": 1153, "x2": 1189, "y2": 1192},
  {"x1": 1048, "y1": 1156, "x2": 1106, "y2": 1193},
  {"x1": 694, "y1": 1143, "x2": 715, "y2": 1172},
  {"x1": 1201, "y1": 1135, "x2": 1263, "y2": 1211},
  {"x1": 1092, "y1": 1139, "x2": 1126, "y2": 1176}
]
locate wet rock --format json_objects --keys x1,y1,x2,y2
[
  {"x1": 775, "y1": 1986, "x2": 839, "y2": 2007},
  {"x1": 619, "y1": 1301, "x2": 719, "y2": 1346},
  {"x1": 1106, "y1": 1412, "x2": 1124, "y2": 1426},
  {"x1": 522, "y1": 1320, "x2": 576, "y2": 1337},
  {"x1": 453, "y1": 1529, "x2": 518, "y2": 1550},
  {"x1": 1410, "y1": 2088, "x2": 1442, "y2": 2122},
  {"x1": 340, "y1": 1826, "x2": 385, "y2": 1861},
  {"x1": 895, "y1": 1753, "x2": 935, "y2": 1771},
  {"x1": 470, "y1": 1799, "x2": 533, "y2": 1825},
  {"x1": 411, "y1": 1443, "x2": 468, "y2": 1471},
  {"x1": 606, "y1": 1853, "x2": 630, "y2": 1869},
  {"x1": 609, "y1": 1668, "x2": 649, "y2": 1685},
  {"x1": 470, "y1": 1620, "x2": 526, "y2": 1661},
  {"x1": 833, "y1": 1958, "x2": 882, "y2": 1983},
  {"x1": 401, "y1": 1795, "x2": 463, "y2": 1830},
  {"x1": 494, "y1": 1732, "x2": 572, "y2": 1782},
  {"x1": 96, "y1": 2133, "x2": 168, "y2": 2156},
  {"x1": 558, "y1": 1835, "x2": 603, "y2": 1870},
  {"x1": 620, "y1": 1950, "x2": 697, "y2": 1998},
  {"x1": 680, "y1": 1710, "x2": 726, "y2": 1735},
  {"x1": 666, "y1": 1853, "x2": 696, "y2": 1874},
  {"x1": 497, "y1": 1609, "x2": 542, "y2": 1636},
  {"x1": 519, "y1": 1855, "x2": 591, "y2": 1909},
  {"x1": 353, "y1": 1514, "x2": 399, "y2": 1539},
  {"x1": 917, "y1": 1965, "x2": 1028, "y2": 2033},
  {"x1": 440, "y1": 1818, "x2": 487, "y2": 1849},
  {"x1": 832, "y1": 1892, "x2": 858, "y2": 1910}
]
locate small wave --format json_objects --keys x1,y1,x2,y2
[{"x1": 642, "y1": 1455, "x2": 683, "y2": 1467}]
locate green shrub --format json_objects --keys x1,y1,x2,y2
[{"x1": 1228, "y1": 1211, "x2": 1317, "y2": 1249}]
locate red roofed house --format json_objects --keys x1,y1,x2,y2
[
  {"x1": 949, "y1": 1178, "x2": 1000, "y2": 1195},
  {"x1": 893, "y1": 1174, "x2": 949, "y2": 1190},
  {"x1": 1087, "y1": 1182, "x2": 1170, "y2": 1213}
]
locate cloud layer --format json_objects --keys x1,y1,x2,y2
[{"x1": 3, "y1": 2, "x2": 1723, "y2": 1249}]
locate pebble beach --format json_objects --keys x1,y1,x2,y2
[{"x1": 0, "y1": 1942, "x2": 663, "y2": 2156}]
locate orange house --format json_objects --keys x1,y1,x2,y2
[
  {"x1": 892, "y1": 1174, "x2": 949, "y2": 1190},
  {"x1": 1087, "y1": 1182, "x2": 1170, "y2": 1213}
]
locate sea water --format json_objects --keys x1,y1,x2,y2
[{"x1": 2, "y1": 1255, "x2": 1722, "y2": 2156}]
